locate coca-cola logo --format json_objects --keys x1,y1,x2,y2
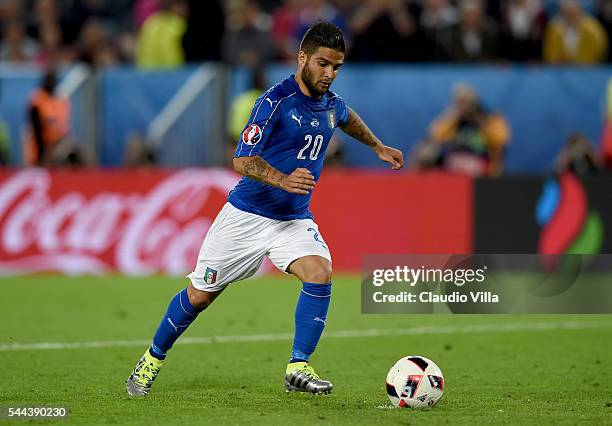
[{"x1": 0, "y1": 169, "x2": 241, "y2": 276}]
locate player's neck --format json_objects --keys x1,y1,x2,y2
[{"x1": 294, "y1": 74, "x2": 322, "y2": 100}]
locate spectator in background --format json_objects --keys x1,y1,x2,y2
[
  {"x1": 500, "y1": 0, "x2": 547, "y2": 62},
  {"x1": 76, "y1": 0, "x2": 136, "y2": 66},
  {"x1": 34, "y1": 20, "x2": 63, "y2": 67},
  {"x1": 0, "y1": 0, "x2": 23, "y2": 36},
  {"x1": 222, "y1": 0, "x2": 274, "y2": 67},
  {"x1": 136, "y1": 0, "x2": 188, "y2": 69},
  {"x1": 420, "y1": 0, "x2": 458, "y2": 61},
  {"x1": 348, "y1": 0, "x2": 424, "y2": 62},
  {"x1": 29, "y1": 0, "x2": 78, "y2": 65},
  {"x1": 24, "y1": 69, "x2": 71, "y2": 166},
  {"x1": 26, "y1": 0, "x2": 58, "y2": 41},
  {"x1": 271, "y1": 0, "x2": 304, "y2": 62},
  {"x1": 59, "y1": 0, "x2": 133, "y2": 38},
  {"x1": 226, "y1": 68, "x2": 266, "y2": 165},
  {"x1": 438, "y1": 0, "x2": 499, "y2": 62},
  {"x1": 427, "y1": 83, "x2": 510, "y2": 176},
  {"x1": 0, "y1": 20, "x2": 39, "y2": 63},
  {"x1": 76, "y1": 19, "x2": 116, "y2": 67},
  {"x1": 227, "y1": 68, "x2": 267, "y2": 144},
  {"x1": 543, "y1": 0, "x2": 607, "y2": 64},
  {"x1": 555, "y1": 133, "x2": 602, "y2": 175}
]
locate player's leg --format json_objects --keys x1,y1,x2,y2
[
  {"x1": 267, "y1": 220, "x2": 334, "y2": 394},
  {"x1": 126, "y1": 203, "x2": 268, "y2": 396},
  {"x1": 125, "y1": 285, "x2": 223, "y2": 397},
  {"x1": 150, "y1": 284, "x2": 223, "y2": 360},
  {"x1": 287, "y1": 255, "x2": 333, "y2": 364},
  {"x1": 284, "y1": 255, "x2": 334, "y2": 394}
]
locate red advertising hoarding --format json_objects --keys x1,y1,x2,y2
[
  {"x1": 312, "y1": 170, "x2": 473, "y2": 269},
  {"x1": 0, "y1": 169, "x2": 472, "y2": 275}
]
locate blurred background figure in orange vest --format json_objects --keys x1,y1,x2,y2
[{"x1": 24, "y1": 69, "x2": 71, "y2": 166}]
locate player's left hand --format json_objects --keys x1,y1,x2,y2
[{"x1": 375, "y1": 145, "x2": 404, "y2": 170}]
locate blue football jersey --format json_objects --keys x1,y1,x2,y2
[{"x1": 228, "y1": 75, "x2": 349, "y2": 220}]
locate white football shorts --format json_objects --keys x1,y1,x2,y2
[{"x1": 187, "y1": 202, "x2": 332, "y2": 292}]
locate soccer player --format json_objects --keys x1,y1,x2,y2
[{"x1": 126, "y1": 22, "x2": 404, "y2": 396}]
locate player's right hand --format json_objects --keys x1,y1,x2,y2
[{"x1": 280, "y1": 168, "x2": 315, "y2": 194}]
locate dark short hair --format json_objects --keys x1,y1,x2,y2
[{"x1": 299, "y1": 22, "x2": 345, "y2": 56}]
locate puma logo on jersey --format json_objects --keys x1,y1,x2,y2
[
  {"x1": 265, "y1": 97, "x2": 277, "y2": 107},
  {"x1": 291, "y1": 114, "x2": 302, "y2": 127}
]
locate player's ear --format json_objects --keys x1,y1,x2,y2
[{"x1": 298, "y1": 50, "x2": 307, "y2": 67}]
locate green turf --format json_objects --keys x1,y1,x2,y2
[{"x1": 1, "y1": 275, "x2": 611, "y2": 425}]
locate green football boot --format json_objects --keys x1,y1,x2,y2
[
  {"x1": 125, "y1": 349, "x2": 164, "y2": 396},
  {"x1": 285, "y1": 362, "x2": 333, "y2": 395}
]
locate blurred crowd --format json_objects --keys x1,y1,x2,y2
[
  {"x1": 0, "y1": 0, "x2": 611, "y2": 69},
  {"x1": 410, "y1": 81, "x2": 612, "y2": 177},
  {"x1": 1, "y1": 0, "x2": 611, "y2": 174}
]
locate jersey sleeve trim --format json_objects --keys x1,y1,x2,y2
[{"x1": 248, "y1": 87, "x2": 274, "y2": 126}]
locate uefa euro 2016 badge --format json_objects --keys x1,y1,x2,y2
[
  {"x1": 326, "y1": 109, "x2": 335, "y2": 128},
  {"x1": 204, "y1": 267, "x2": 218, "y2": 284},
  {"x1": 242, "y1": 124, "x2": 262, "y2": 146}
]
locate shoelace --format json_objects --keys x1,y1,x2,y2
[
  {"x1": 136, "y1": 362, "x2": 160, "y2": 386},
  {"x1": 299, "y1": 365, "x2": 320, "y2": 380}
]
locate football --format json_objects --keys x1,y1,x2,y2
[{"x1": 385, "y1": 355, "x2": 445, "y2": 408}]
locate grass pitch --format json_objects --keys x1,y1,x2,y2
[{"x1": 0, "y1": 275, "x2": 611, "y2": 425}]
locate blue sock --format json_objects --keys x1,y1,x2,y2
[
  {"x1": 150, "y1": 288, "x2": 203, "y2": 360},
  {"x1": 290, "y1": 282, "x2": 332, "y2": 363}
]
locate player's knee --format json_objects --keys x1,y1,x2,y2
[
  {"x1": 188, "y1": 291, "x2": 214, "y2": 311},
  {"x1": 187, "y1": 284, "x2": 221, "y2": 311},
  {"x1": 303, "y1": 262, "x2": 333, "y2": 284}
]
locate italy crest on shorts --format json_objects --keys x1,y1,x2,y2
[
  {"x1": 242, "y1": 124, "x2": 262, "y2": 146},
  {"x1": 204, "y1": 267, "x2": 218, "y2": 284}
]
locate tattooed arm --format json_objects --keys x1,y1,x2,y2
[
  {"x1": 339, "y1": 108, "x2": 404, "y2": 170},
  {"x1": 233, "y1": 156, "x2": 315, "y2": 195}
]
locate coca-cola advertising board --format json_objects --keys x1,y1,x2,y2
[{"x1": 0, "y1": 169, "x2": 472, "y2": 275}]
